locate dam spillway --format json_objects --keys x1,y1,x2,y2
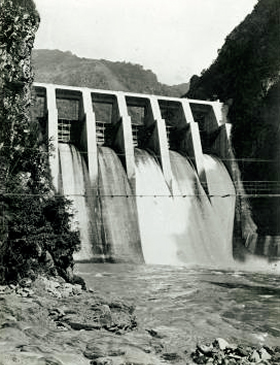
[{"x1": 32, "y1": 83, "x2": 280, "y2": 264}]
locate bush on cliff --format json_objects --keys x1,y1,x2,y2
[
  {"x1": 0, "y1": 0, "x2": 81, "y2": 284},
  {"x1": 1, "y1": 182, "x2": 80, "y2": 283}
]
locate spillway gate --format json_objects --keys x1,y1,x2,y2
[{"x1": 33, "y1": 83, "x2": 233, "y2": 193}]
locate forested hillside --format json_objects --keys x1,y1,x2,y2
[
  {"x1": 32, "y1": 49, "x2": 189, "y2": 97},
  {"x1": 186, "y1": 0, "x2": 280, "y2": 236}
]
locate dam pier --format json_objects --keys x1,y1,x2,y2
[{"x1": 32, "y1": 83, "x2": 279, "y2": 264}]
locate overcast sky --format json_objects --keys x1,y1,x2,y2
[{"x1": 34, "y1": 0, "x2": 258, "y2": 85}]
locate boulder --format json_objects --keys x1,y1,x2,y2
[
  {"x1": 234, "y1": 345, "x2": 251, "y2": 357},
  {"x1": 259, "y1": 347, "x2": 272, "y2": 361},
  {"x1": 161, "y1": 352, "x2": 182, "y2": 361},
  {"x1": 19, "y1": 278, "x2": 33, "y2": 288},
  {"x1": 0, "y1": 285, "x2": 13, "y2": 295},
  {"x1": 84, "y1": 341, "x2": 125, "y2": 360},
  {"x1": 72, "y1": 275, "x2": 87, "y2": 290},
  {"x1": 98, "y1": 304, "x2": 112, "y2": 327},
  {"x1": 16, "y1": 287, "x2": 34, "y2": 297},
  {"x1": 72, "y1": 284, "x2": 82, "y2": 296},
  {"x1": 65, "y1": 321, "x2": 101, "y2": 331},
  {"x1": 34, "y1": 276, "x2": 83, "y2": 298},
  {"x1": 145, "y1": 328, "x2": 166, "y2": 339},
  {"x1": 90, "y1": 358, "x2": 113, "y2": 365},
  {"x1": 197, "y1": 343, "x2": 214, "y2": 355},
  {"x1": 249, "y1": 349, "x2": 261, "y2": 362},
  {"x1": 213, "y1": 338, "x2": 231, "y2": 351}
]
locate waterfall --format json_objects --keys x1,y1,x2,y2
[
  {"x1": 58, "y1": 143, "x2": 236, "y2": 266},
  {"x1": 58, "y1": 143, "x2": 95, "y2": 261},
  {"x1": 204, "y1": 154, "x2": 236, "y2": 257},
  {"x1": 171, "y1": 151, "x2": 235, "y2": 265},
  {"x1": 134, "y1": 149, "x2": 180, "y2": 265},
  {"x1": 134, "y1": 149, "x2": 236, "y2": 266},
  {"x1": 97, "y1": 146, "x2": 144, "y2": 263},
  {"x1": 35, "y1": 83, "x2": 279, "y2": 265}
]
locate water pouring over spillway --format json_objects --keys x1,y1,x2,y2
[
  {"x1": 59, "y1": 144, "x2": 235, "y2": 265},
  {"x1": 135, "y1": 149, "x2": 235, "y2": 265},
  {"x1": 33, "y1": 83, "x2": 280, "y2": 265},
  {"x1": 96, "y1": 146, "x2": 143, "y2": 263}
]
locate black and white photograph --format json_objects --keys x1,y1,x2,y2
[{"x1": 0, "y1": 0, "x2": 279, "y2": 364}]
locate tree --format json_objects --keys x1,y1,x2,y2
[{"x1": 0, "y1": 0, "x2": 81, "y2": 283}]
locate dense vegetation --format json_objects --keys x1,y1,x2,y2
[
  {"x1": 186, "y1": 0, "x2": 280, "y2": 235},
  {"x1": 0, "y1": 0, "x2": 80, "y2": 284},
  {"x1": 32, "y1": 49, "x2": 189, "y2": 97}
]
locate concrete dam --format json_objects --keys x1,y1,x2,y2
[{"x1": 33, "y1": 83, "x2": 280, "y2": 264}]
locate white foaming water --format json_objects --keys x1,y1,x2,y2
[
  {"x1": 135, "y1": 149, "x2": 236, "y2": 266},
  {"x1": 97, "y1": 147, "x2": 144, "y2": 263},
  {"x1": 134, "y1": 149, "x2": 180, "y2": 265},
  {"x1": 58, "y1": 143, "x2": 93, "y2": 261},
  {"x1": 170, "y1": 151, "x2": 235, "y2": 265},
  {"x1": 204, "y1": 154, "x2": 236, "y2": 259},
  {"x1": 58, "y1": 144, "x2": 279, "y2": 271}
]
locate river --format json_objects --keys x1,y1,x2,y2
[{"x1": 76, "y1": 262, "x2": 280, "y2": 351}]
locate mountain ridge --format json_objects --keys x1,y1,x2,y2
[{"x1": 32, "y1": 49, "x2": 189, "y2": 97}]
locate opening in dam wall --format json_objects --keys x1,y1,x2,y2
[{"x1": 32, "y1": 83, "x2": 280, "y2": 265}]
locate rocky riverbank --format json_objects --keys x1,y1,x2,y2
[{"x1": 0, "y1": 275, "x2": 279, "y2": 365}]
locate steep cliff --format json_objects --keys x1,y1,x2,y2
[
  {"x1": 186, "y1": 0, "x2": 280, "y2": 236},
  {"x1": 0, "y1": 0, "x2": 81, "y2": 284}
]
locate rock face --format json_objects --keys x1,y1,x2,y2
[
  {"x1": 0, "y1": 0, "x2": 40, "y2": 282},
  {"x1": 0, "y1": 0, "x2": 81, "y2": 285},
  {"x1": 48, "y1": 299, "x2": 137, "y2": 333},
  {"x1": 185, "y1": 0, "x2": 280, "y2": 246}
]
